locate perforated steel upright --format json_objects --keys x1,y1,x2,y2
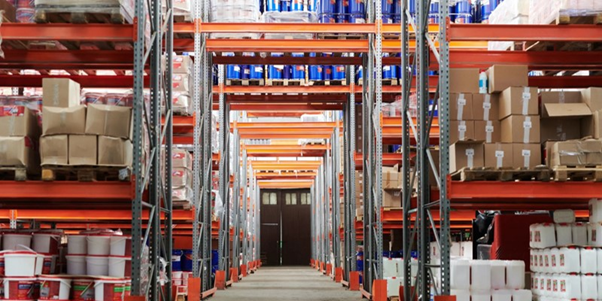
[
  {"x1": 218, "y1": 64, "x2": 231, "y2": 282},
  {"x1": 343, "y1": 69, "x2": 357, "y2": 282}
]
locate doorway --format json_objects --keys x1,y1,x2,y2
[{"x1": 260, "y1": 189, "x2": 311, "y2": 266}]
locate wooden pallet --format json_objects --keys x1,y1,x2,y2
[
  {"x1": 41, "y1": 165, "x2": 131, "y2": 182},
  {"x1": 556, "y1": 12, "x2": 602, "y2": 25},
  {"x1": 318, "y1": 33, "x2": 365, "y2": 40},
  {"x1": 308, "y1": 79, "x2": 346, "y2": 86},
  {"x1": 34, "y1": 9, "x2": 129, "y2": 24},
  {"x1": 553, "y1": 165, "x2": 602, "y2": 182},
  {"x1": 450, "y1": 167, "x2": 552, "y2": 182},
  {"x1": 226, "y1": 79, "x2": 265, "y2": 86},
  {"x1": 0, "y1": 167, "x2": 30, "y2": 181},
  {"x1": 266, "y1": 79, "x2": 305, "y2": 86},
  {"x1": 357, "y1": 78, "x2": 399, "y2": 86},
  {"x1": 174, "y1": 200, "x2": 193, "y2": 210}
]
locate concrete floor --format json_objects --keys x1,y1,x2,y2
[{"x1": 211, "y1": 266, "x2": 364, "y2": 301}]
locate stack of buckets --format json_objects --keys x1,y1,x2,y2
[
  {"x1": 266, "y1": 53, "x2": 306, "y2": 82},
  {"x1": 172, "y1": 250, "x2": 193, "y2": 287},
  {"x1": 225, "y1": 52, "x2": 264, "y2": 82}
]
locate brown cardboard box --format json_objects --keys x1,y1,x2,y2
[
  {"x1": 475, "y1": 120, "x2": 501, "y2": 143},
  {"x1": 42, "y1": 78, "x2": 81, "y2": 108},
  {"x1": 582, "y1": 88, "x2": 602, "y2": 112},
  {"x1": 544, "y1": 141, "x2": 555, "y2": 166},
  {"x1": 0, "y1": 0, "x2": 16, "y2": 22},
  {"x1": 486, "y1": 65, "x2": 529, "y2": 93},
  {"x1": 172, "y1": 167, "x2": 193, "y2": 188},
  {"x1": 582, "y1": 110, "x2": 602, "y2": 139},
  {"x1": 501, "y1": 115, "x2": 540, "y2": 143},
  {"x1": 40, "y1": 135, "x2": 68, "y2": 166},
  {"x1": 382, "y1": 165, "x2": 401, "y2": 189},
  {"x1": 0, "y1": 106, "x2": 40, "y2": 137},
  {"x1": 550, "y1": 141, "x2": 586, "y2": 167},
  {"x1": 541, "y1": 118, "x2": 582, "y2": 142},
  {"x1": 172, "y1": 148, "x2": 193, "y2": 169},
  {"x1": 356, "y1": 206, "x2": 363, "y2": 218},
  {"x1": 540, "y1": 91, "x2": 582, "y2": 112},
  {"x1": 583, "y1": 139, "x2": 602, "y2": 165},
  {"x1": 542, "y1": 103, "x2": 591, "y2": 119},
  {"x1": 85, "y1": 104, "x2": 132, "y2": 139},
  {"x1": 162, "y1": 55, "x2": 192, "y2": 74},
  {"x1": 449, "y1": 141, "x2": 484, "y2": 172},
  {"x1": 484, "y1": 143, "x2": 513, "y2": 168},
  {"x1": 472, "y1": 94, "x2": 499, "y2": 121},
  {"x1": 98, "y1": 136, "x2": 132, "y2": 166},
  {"x1": 450, "y1": 93, "x2": 473, "y2": 121},
  {"x1": 42, "y1": 105, "x2": 86, "y2": 135},
  {"x1": 450, "y1": 120, "x2": 475, "y2": 143},
  {"x1": 0, "y1": 137, "x2": 38, "y2": 171},
  {"x1": 512, "y1": 144, "x2": 541, "y2": 169},
  {"x1": 450, "y1": 68, "x2": 480, "y2": 94},
  {"x1": 68, "y1": 135, "x2": 97, "y2": 166},
  {"x1": 383, "y1": 189, "x2": 401, "y2": 207},
  {"x1": 499, "y1": 87, "x2": 538, "y2": 119}
]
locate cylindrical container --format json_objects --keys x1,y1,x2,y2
[
  {"x1": 309, "y1": 53, "x2": 323, "y2": 81},
  {"x1": 348, "y1": 0, "x2": 364, "y2": 14},
  {"x1": 182, "y1": 250, "x2": 193, "y2": 272},
  {"x1": 470, "y1": 260, "x2": 491, "y2": 291},
  {"x1": 581, "y1": 247, "x2": 598, "y2": 274},
  {"x1": 490, "y1": 261, "x2": 505, "y2": 289},
  {"x1": 381, "y1": 0, "x2": 392, "y2": 14},
  {"x1": 291, "y1": 53, "x2": 305, "y2": 80},
  {"x1": 348, "y1": 13, "x2": 365, "y2": 23},
  {"x1": 108, "y1": 256, "x2": 131, "y2": 278},
  {"x1": 471, "y1": 292, "x2": 490, "y2": 301},
  {"x1": 455, "y1": 14, "x2": 473, "y2": 24},
  {"x1": 319, "y1": 13, "x2": 336, "y2": 23},
  {"x1": 71, "y1": 278, "x2": 95, "y2": 301},
  {"x1": 32, "y1": 233, "x2": 61, "y2": 255},
  {"x1": 226, "y1": 63, "x2": 240, "y2": 80},
  {"x1": 381, "y1": 14, "x2": 393, "y2": 24},
  {"x1": 491, "y1": 289, "x2": 511, "y2": 301},
  {"x1": 67, "y1": 235, "x2": 87, "y2": 255},
  {"x1": 4, "y1": 251, "x2": 37, "y2": 277},
  {"x1": 38, "y1": 275, "x2": 71, "y2": 300},
  {"x1": 268, "y1": 53, "x2": 284, "y2": 80},
  {"x1": 323, "y1": 66, "x2": 333, "y2": 80},
  {"x1": 3, "y1": 277, "x2": 38, "y2": 300},
  {"x1": 335, "y1": 14, "x2": 347, "y2": 23},
  {"x1": 590, "y1": 222, "x2": 602, "y2": 246},
  {"x1": 572, "y1": 222, "x2": 588, "y2": 245},
  {"x1": 172, "y1": 250, "x2": 183, "y2": 272},
  {"x1": 335, "y1": 0, "x2": 347, "y2": 14},
  {"x1": 87, "y1": 235, "x2": 112, "y2": 256},
  {"x1": 428, "y1": 1, "x2": 439, "y2": 24},
  {"x1": 41, "y1": 255, "x2": 57, "y2": 275},
  {"x1": 558, "y1": 246, "x2": 580, "y2": 273},
  {"x1": 94, "y1": 278, "x2": 126, "y2": 301},
  {"x1": 66, "y1": 255, "x2": 86, "y2": 275},
  {"x1": 555, "y1": 223, "x2": 572, "y2": 246},
  {"x1": 582, "y1": 274, "x2": 598, "y2": 300},
  {"x1": 280, "y1": 0, "x2": 291, "y2": 11},
  {"x1": 109, "y1": 236, "x2": 131, "y2": 257},
  {"x1": 86, "y1": 256, "x2": 109, "y2": 276},
  {"x1": 3, "y1": 234, "x2": 32, "y2": 251},
  {"x1": 250, "y1": 65, "x2": 264, "y2": 80},
  {"x1": 332, "y1": 65, "x2": 345, "y2": 80},
  {"x1": 240, "y1": 64, "x2": 250, "y2": 80},
  {"x1": 450, "y1": 260, "x2": 469, "y2": 290},
  {"x1": 266, "y1": 0, "x2": 279, "y2": 11},
  {"x1": 505, "y1": 260, "x2": 525, "y2": 289},
  {"x1": 590, "y1": 198, "x2": 602, "y2": 223},
  {"x1": 290, "y1": 0, "x2": 303, "y2": 11},
  {"x1": 539, "y1": 223, "x2": 557, "y2": 248},
  {"x1": 320, "y1": 0, "x2": 335, "y2": 13},
  {"x1": 549, "y1": 248, "x2": 559, "y2": 273}
]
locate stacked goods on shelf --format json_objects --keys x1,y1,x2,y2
[
  {"x1": 529, "y1": 0, "x2": 602, "y2": 24},
  {"x1": 487, "y1": 0, "x2": 529, "y2": 50},
  {"x1": 382, "y1": 257, "x2": 418, "y2": 297},
  {"x1": 355, "y1": 170, "x2": 363, "y2": 219},
  {"x1": 33, "y1": 0, "x2": 135, "y2": 23},
  {"x1": 164, "y1": 55, "x2": 193, "y2": 116},
  {"x1": 209, "y1": 0, "x2": 260, "y2": 38},
  {"x1": 172, "y1": 147, "x2": 193, "y2": 206},
  {"x1": 382, "y1": 165, "x2": 402, "y2": 207},
  {"x1": 1, "y1": 0, "x2": 16, "y2": 25},
  {"x1": 263, "y1": 0, "x2": 317, "y2": 39},
  {"x1": 162, "y1": 0, "x2": 192, "y2": 21},
  {"x1": 225, "y1": 52, "x2": 265, "y2": 84}
]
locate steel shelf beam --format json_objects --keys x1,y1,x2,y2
[
  {"x1": 448, "y1": 23, "x2": 602, "y2": 42},
  {"x1": 0, "y1": 23, "x2": 134, "y2": 41},
  {"x1": 448, "y1": 180, "x2": 602, "y2": 200},
  {"x1": 0, "y1": 181, "x2": 133, "y2": 199}
]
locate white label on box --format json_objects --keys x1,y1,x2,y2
[
  {"x1": 458, "y1": 121, "x2": 467, "y2": 140},
  {"x1": 522, "y1": 149, "x2": 531, "y2": 169},
  {"x1": 483, "y1": 94, "x2": 491, "y2": 120},
  {"x1": 457, "y1": 93, "x2": 466, "y2": 120},
  {"x1": 495, "y1": 150, "x2": 504, "y2": 168},
  {"x1": 485, "y1": 120, "x2": 494, "y2": 143},
  {"x1": 466, "y1": 148, "x2": 474, "y2": 168},
  {"x1": 523, "y1": 116, "x2": 532, "y2": 143},
  {"x1": 234, "y1": 66, "x2": 241, "y2": 71},
  {"x1": 522, "y1": 87, "x2": 531, "y2": 115}
]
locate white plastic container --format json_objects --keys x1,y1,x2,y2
[
  {"x1": 34, "y1": 253, "x2": 44, "y2": 275},
  {"x1": 554, "y1": 209, "x2": 576, "y2": 223},
  {"x1": 72, "y1": 277, "x2": 95, "y2": 300},
  {"x1": 572, "y1": 222, "x2": 588, "y2": 245},
  {"x1": 87, "y1": 235, "x2": 112, "y2": 256},
  {"x1": 470, "y1": 260, "x2": 491, "y2": 291},
  {"x1": 108, "y1": 256, "x2": 131, "y2": 278},
  {"x1": 94, "y1": 278, "x2": 127, "y2": 301},
  {"x1": 490, "y1": 261, "x2": 506, "y2": 289},
  {"x1": 561, "y1": 273, "x2": 582, "y2": 300},
  {"x1": 582, "y1": 274, "x2": 598, "y2": 300},
  {"x1": 86, "y1": 255, "x2": 109, "y2": 276},
  {"x1": 558, "y1": 247, "x2": 581, "y2": 273},
  {"x1": 67, "y1": 235, "x2": 87, "y2": 255},
  {"x1": 529, "y1": 249, "x2": 535, "y2": 272},
  {"x1": 384, "y1": 277, "x2": 402, "y2": 297},
  {"x1": 542, "y1": 248, "x2": 550, "y2": 273},
  {"x1": 551, "y1": 274, "x2": 559, "y2": 295},
  {"x1": 32, "y1": 232, "x2": 61, "y2": 254},
  {"x1": 505, "y1": 260, "x2": 525, "y2": 289},
  {"x1": 3, "y1": 251, "x2": 37, "y2": 276},
  {"x1": 597, "y1": 248, "x2": 602, "y2": 274},
  {"x1": 531, "y1": 273, "x2": 539, "y2": 296},
  {"x1": 598, "y1": 275, "x2": 602, "y2": 300},
  {"x1": 549, "y1": 248, "x2": 559, "y2": 273},
  {"x1": 383, "y1": 258, "x2": 398, "y2": 278},
  {"x1": 531, "y1": 249, "x2": 540, "y2": 272},
  {"x1": 471, "y1": 292, "x2": 491, "y2": 301},
  {"x1": 539, "y1": 223, "x2": 557, "y2": 248},
  {"x1": 491, "y1": 289, "x2": 511, "y2": 301},
  {"x1": 450, "y1": 260, "x2": 470, "y2": 290},
  {"x1": 451, "y1": 289, "x2": 470, "y2": 301},
  {"x1": 581, "y1": 247, "x2": 598, "y2": 274},
  {"x1": 512, "y1": 289, "x2": 532, "y2": 301},
  {"x1": 109, "y1": 236, "x2": 131, "y2": 256},
  {"x1": 589, "y1": 198, "x2": 602, "y2": 223},
  {"x1": 555, "y1": 223, "x2": 572, "y2": 246},
  {"x1": 38, "y1": 275, "x2": 71, "y2": 300},
  {"x1": 529, "y1": 224, "x2": 539, "y2": 248},
  {"x1": 589, "y1": 222, "x2": 602, "y2": 246},
  {"x1": 66, "y1": 254, "x2": 87, "y2": 275},
  {"x1": 2, "y1": 234, "x2": 31, "y2": 251}
]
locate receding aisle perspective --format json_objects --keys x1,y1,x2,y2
[{"x1": 211, "y1": 267, "x2": 364, "y2": 301}]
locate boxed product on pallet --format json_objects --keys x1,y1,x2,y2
[
  {"x1": 512, "y1": 143, "x2": 541, "y2": 169},
  {"x1": 450, "y1": 141, "x2": 485, "y2": 173},
  {"x1": 382, "y1": 189, "x2": 401, "y2": 207},
  {"x1": 498, "y1": 86, "x2": 538, "y2": 119},
  {"x1": 42, "y1": 78, "x2": 81, "y2": 108},
  {"x1": 487, "y1": 65, "x2": 529, "y2": 94},
  {"x1": 42, "y1": 105, "x2": 86, "y2": 135},
  {"x1": 382, "y1": 165, "x2": 401, "y2": 189},
  {"x1": 209, "y1": 0, "x2": 260, "y2": 38},
  {"x1": 475, "y1": 120, "x2": 501, "y2": 143},
  {"x1": 172, "y1": 167, "x2": 193, "y2": 188},
  {"x1": 547, "y1": 139, "x2": 602, "y2": 167},
  {"x1": 540, "y1": 91, "x2": 591, "y2": 142},
  {"x1": 450, "y1": 68, "x2": 480, "y2": 94},
  {"x1": 0, "y1": 136, "x2": 39, "y2": 171},
  {"x1": 450, "y1": 93, "x2": 474, "y2": 121},
  {"x1": 172, "y1": 148, "x2": 192, "y2": 169},
  {"x1": 262, "y1": 11, "x2": 317, "y2": 39},
  {"x1": 529, "y1": 0, "x2": 602, "y2": 24},
  {"x1": 98, "y1": 136, "x2": 132, "y2": 166},
  {"x1": 162, "y1": 55, "x2": 193, "y2": 74},
  {"x1": 69, "y1": 135, "x2": 97, "y2": 166},
  {"x1": 501, "y1": 115, "x2": 541, "y2": 144},
  {"x1": 472, "y1": 94, "x2": 499, "y2": 121},
  {"x1": 582, "y1": 110, "x2": 602, "y2": 138},
  {"x1": 450, "y1": 120, "x2": 475, "y2": 143},
  {"x1": 484, "y1": 143, "x2": 513, "y2": 168},
  {"x1": 0, "y1": 106, "x2": 40, "y2": 137},
  {"x1": 40, "y1": 135, "x2": 68, "y2": 165},
  {"x1": 85, "y1": 104, "x2": 132, "y2": 139}
]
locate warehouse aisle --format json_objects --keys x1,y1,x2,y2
[{"x1": 211, "y1": 266, "x2": 363, "y2": 301}]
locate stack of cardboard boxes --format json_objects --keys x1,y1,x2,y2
[
  {"x1": 354, "y1": 165, "x2": 403, "y2": 220},
  {"x1": 40, "y1": 78, "x2": 132, "y2": 168},
  {"x1": 0, "y1": 101, "x2": 41, "y2": 175},
  {"x1": 171, "y1": 148, "x2": 193, "y2": 205},
  {"x1": 166, "y1": 55, "x2": 193, "y2": 115}
]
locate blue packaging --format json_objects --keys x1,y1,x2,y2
[
  {"x1": 320, "y1": 0, "x2": 336, "y2": 14},
  {"x1": 348, "y1": 13, "x2": 365, "y2": 23},
  {"x1": 308, "y1": 0, "x2": 318, "y2": 12},
  {"x1": 336, "y1": 14, "x2": 347, "y2": 23},
  {"x1": 355, "y1": 65, "x2": 363, "y2": 83},
  {"x1": 281, "y1": 0, "x2": 291, "y2": 11},
  {"x1": 250, "y1": 65, "x2": 264, "y2": 79},
  {"x1": 172, "y1": 249, "x2": 183, "y2": 271},
  {"x1": 290, "y1": 0, "x2": 303, "y2": 10},
  {"x1": 319, "y1": 13, "x2": 336, "y2": 23},
  {"x1": 240, "y1": 65, "x2": 251, "y2": 79},
  {"x1": 428, "y1": 0, "x2": 439, "y2": 23},
  {"x1": 182, "y1": 249, "x2": 193, "y2": 272},
  {"x1": 309, "y1": 53, "x2": 323, "y2": 81},
  {"x1": 283, "y1": 65, "x2": 291, "y2": 79},
  {"x1": 266, "y1": 0, "x2": 279, "y2": 11},
  {"x1": 268, "y1": 53, "x2": 284, "y2": 79},
  {"x1": 349, "y1": 0, "x2": 364, "y2": 14},
  {"x1": 291, "y1": 53, "x2": 305, "y2": 80},
  {"x1": 335, "y1": 0, "x2": 347, "y2": 14},
  {"x1": 323, "y1": 65, "x2": 333, "y2": 80},
  {"x1": 382, "y1": 0, "x2": 393, "y2": 14},
  {"x1": 332, "y1": 65, "x2": 345, "y2": 80},
  {"x1": 382, "y1": 14, "x2": 393, "y2": 24},
  {"x1": 455, "y1": 14, "x2": 472, "y2": 23}
]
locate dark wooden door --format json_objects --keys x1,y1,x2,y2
[{"x1": 260, "y1": 189, "x2": 311, "y2": 266}]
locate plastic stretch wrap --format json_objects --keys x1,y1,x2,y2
[
  {"x1": 34, "y1": 0, "x2": 134, "y2": 23},
  {"x1": 262, "y1": 11, "x2": 317, "y2": 39},
  {"x1": 529, "y1": 0, "x2": 602, "y2": 24},
  {"x1": 487, "y1": 0, "x2": 529, "y2": 50}
]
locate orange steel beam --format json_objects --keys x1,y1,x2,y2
[
  {"x1": 448, "y1": 23, "x2": 602, "y2": 42},
  {"x1": 0, "y1": 209, "x2": 195, "y2": 221},
  {"x1": 1, "y1": 23, "x2": 134, "y2": 41},
  {"x1": 221, "y1": 103, "x2": 344, "y2": 111},
  {"x1": 251, "y1": 162, "x2": 322, "y2": 169},
  {"x1": 258, "y1": 180, "x2": 314, "y2": 189},
  {"x1": 176, "y1": 22, "x2": 437, "y2": 34},
  {"x1": 215, "y1": 85, "x2": 349, "y2": 94},
  {"x1": 0, "y1": 181, "x2": 133, "y2": 200}
]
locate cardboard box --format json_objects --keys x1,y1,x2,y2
[
  {"x1": 172, "y1": 148, "x2": 193, "y2": 169},
  {"x1": 486, "y1": 65, "x2": 529, "y2": 93},
  {"x1": 0, "y1": 137, "x2": 38, "y2": 171},
  {"x1": 542, "y1": 103, "x2": 591, "y2": 119},
  {"x1": 541, "y1": 118, "x2": 582, "y2": 142},
  {"x1": 173, "y1": 186, "x2": 192, "y2": 202},
  {"x1": 85, "y1": 104, "x2": 132, "y2": 139},
  {"x1": 0, "y1": 0, "x2": 16, "y2": 23},
  {"x1": 543, "y1": 141, "x2": 555, "y2": 166},
  {"x1": 540, "y1": 91, "x2": 582, "y2": 113},
  {"x1": 40, "y1": 135, "x2": 68, "y2": 166},
  {"x1": 450, "y1": 120, "x2": 475, "y2": 143},
  {"x1": 42, "y1": 105, "x2": 86, "y2": 135},
  {"x1": 583, "y1": 139, "x2": 602, "y2": 165},
  {"x1": 582, "y1": 88, "x2": 602, "y2": 112},
  {"x1": 162, "y1": 55, "x2": 193, "y2": 74},
  {"x1": 450, "y1": 68, "x2": 480, "y2": 94},
  {"x1": 472, "y1": 94, "x2": 499, "y2": 121},
  {"x1": 449, "y1": 141, "x2": 484, "y2": 172},
  {"x1": 501, "y1": 115, "x2": 540, "y2": 144},
  {"x1": 499, "y1": 87, "x2": 538, "y2": 119},
  {"x1": 550, "y1": 141, "x2": 585, "y2": 167},
  {"x1": 98, "y1": 136, "x2": 132, "y2": 166},
  {"x1": 42, "y1": 78, "x2": 81, "y2": 108},
  {"x1": 582, "y1": 110, "x2": 602, "y2": 139},
  {"x1": 512, "y1": 144, "x2": 541, "y2": 169},
  {"x1": 450, "y1": 93, "x2": 473, "y2": 121},
  {"x1": 172, "y1": 167, "x2": 193, "y2": 188},
  {"x1": 383, "y1": 189, "x2": 401, "y2": 207},
  {"x1": 68, "y1": 135, "x2": 97, "y2": 166},
  {"x1": 173, "y1": 74, "x2": 192, "y2": 92},
  {"x1": 0, "y1": 106, "x2": 40, "y2": 137},
  {"x1": 356, "y1": 206, "x2": 363, "y2": 217},
  {"x1": 475, "y1": 120, "x2": 501, "y2": 143},
  {"x1": 484, "y1": 143, "x2": 513, "y2": 168},
  {"x1": 382, "y1": 165, "x2": 401, "y2": 189}
]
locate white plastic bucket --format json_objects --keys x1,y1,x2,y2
[
  {"x1": 489, "y1": 261, "x2": 505, "y2": 289},
  {"x1": 66, "y1": 255, "x2": 86, "y2": 275},
  {"x1": 32, "y1": 233, "x2": 61, "y2": 255},
  {"x1": 86, "y1": 256, "x2": 109, "y2": 276},
  {"x1": 108, "y1": 256, "x2": 131, "y2": 278},
  {"x1": 572, "y1": 222, "x2": 588, "y2": 245},
  {"x1": 3, "y1": 251, "x2": 37, "y2": 277},
  {"x1": 491, "y1": 289, "x2": 511, "y2": 301},
  {"x1": 71, "y1": 277, "x2": 95, "y2": 301},
  {"x1": 469, "y1": 260, "x2": 491, "y2": 291},
  {"x1": 561, "y1": 274, "x2": 582, "y2": 299},
  {"x1": 555, "y1": 223, "x2": 572, "y2": 246},
  {"x1": 505, "y1": 260, "x2": 525, "y2": 289},
  {"x1": 590, "y1": 198, "x2": 602, "y2": 223},
  {"x1": 109, "y1": 236, "x2": 131, "y2": 257},
  {"x1": 450, "y1": 260, "x2": 469, "y2": 290},
  {"x1": 38, "y1": 275, "x2": 71, "y2": 300},
  {"x1": 589, "y1": 222, "x2": 602, "y2": 246},
  {"x1": 42, "y1": 254, "x2": 57, "y2": 275},
  {"x1": 94, "y1": 278, "x2": 126, "y2": 301},
  {"x1": 2, "y1": 234, "x2": 31, "y2": 251},
  {"x1": 529, "y1": 224, "x2": 538, "y2": 248},
  {"x1": 581, "y1": 247, "x2": 598, "y2": 274},
  {"x1": 450, "y1": 289, "x2": 469, "y2": 301},
  {"x1": 539, "y1": 223, "x2": 557, "y2": 248},
  {"x1": 67, "y1": 235, "x2": 87, "y2": 255},
  {"x1": 87, "y1": 235, "x2": 111, "y2": 256},
  {"x1": 558, "y1": 246, "x2": 580, "y2": 273},
  {"x1": 582, "y1": 274, "x2": 598, "y2": 300},
  {"x1": 549, "y1": 248, "x2": 559, "y2": 273},
  {"x1": 34, "y1": 253, "x2": 44, "y2": 276},
  {"x1": 3, "y1": 277, "x2": 37, "y2": 299}
]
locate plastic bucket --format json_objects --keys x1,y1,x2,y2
[
  {"x1": 335, "y1": 0, "x2": 346, "y2": 14},
  {"x1": 4, "y1": 251, "x2": 37, "y2": 277},
  {"x1": 280, "y1": 0, "x2": 291, "y2": 11},
  {"x1": 381, "y1": 0, "x2": 393, "y2": 14},
  {"x1": 3, "y1": 234, "x2": 32, "y2": 251},
  {"x1": 3, "y1": 277, "x2": 38, "y2": 300},
  {"x1": 123, "y1": 279, "x2": 131, "y2": 299},
  {"x1": 332, "y1": 65, "x2": 345, "y2": 80},
  {"x1": 172, "y1": 250, "x2": 183, "y2": 271},
  {"x1": 108, "y1": 256, "x2": 131, "y2": 278},
  {"x1": 268, "y1": 53, "x2": 284, "y2": 80},
  {"x1": 71, "y1": 278, "x2": 95, "y2": 301},
  {"x1": 227, "y1": 64, "x2": 241, "y2": 80},
  {"x1": 94, "y1": 278, "x2": 126, "y2": 301},
  {"x1": 381, "y1": 14, "x2": 393, "y2": 24},
  {"x1": 323, "y1": 66, "x2": 332, "y2": 80},
  {"x1": 182, "y1": 250, "x2": 193, "y2": 272},
  {"x1": 38, "y1": 275, "x2": 71, "y2": 300},
  {"x1": 266, "y1": 0, "x2": 279, "y2": 11},
  {"x1": 86, "y1": 256, "x2": 109, "y2": 276},
  {"x1": 348, "y1": 13, "x2": 365, "y2": 23},
  {"x1": 67, "y1": 235, "x2": 87, "y2": 255},
  {"x1": 240, "y1": 64, "x2": 250, "y2": 79},
  {"x1": 290, "y1": 0, "x2": 303, "y2": 11},
  {"x1": 109, "y1": 236, "x2": 131, "y2": 257},
  {"x1": 291, "y1": 53, "x2": 305, "y2": 80},
  {"x1": 455, "y1": 14, "x2": 472, "y2": 24},
  {"x1": 86, "y1": 235, "x2": 111, "y2": 256},
  {"x1": 66, "y1": 255, "x2": 86, "y2": 275},
  {"x1": 42, "y1": 255, "x2": 57, "y2": 275},
  {"x1": 32, "y1": 233, "x2": 60, "y2": 255},
  {"x1": 349, "y1": 0, "x2": 364, "y2": 14},
  {"x1": 320, "y1": 0, "x2": 335, "y2": 14},
  {"x1": 319, "y1": 14, "x2": 335, "y2": 23}
]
